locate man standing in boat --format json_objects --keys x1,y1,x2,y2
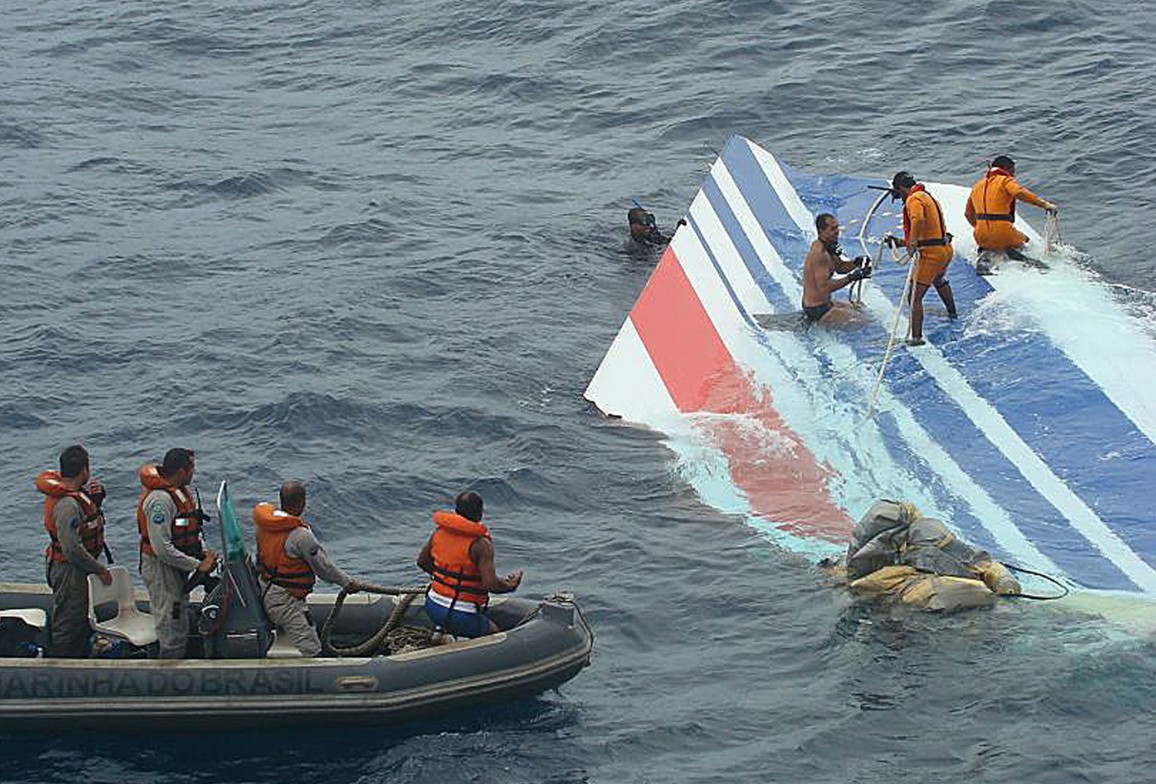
[
  {"x1": 964, "y1": 155, "x2": 1057, "y2": 272},
  {"x1": 137, "y1": 448, "x2": 217, "y2": 658},
  {"x1": 890, "y1": 171, "x2": 959, "y2": 346},
  {"x1": 253, "y1": 480, "x2": 368, "y2": 657},
  {"x1": 416, "y1": 491, "x2": 522, "y2": 638},
  {"x1": 801, "y1": 213, "x2": 870, "y2": 325},
  {"x1": 36, "y1": 445, "x2": 113, "y2": 657}
]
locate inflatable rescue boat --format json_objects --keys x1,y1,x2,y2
[{"x1": 0, "y1": 483, "x2": 593, "y2": 730}]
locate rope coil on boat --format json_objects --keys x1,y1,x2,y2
[{"x1": 318, "y1": 583, "x2": 430, "y2": 657}]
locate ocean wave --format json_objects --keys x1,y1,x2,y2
[{"x1": 160, "y1": 167, "x2": 322, "y2": 200}]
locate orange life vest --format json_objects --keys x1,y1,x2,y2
[
  {"x1": 428, "y1": 511, "x2": 491, "y2": 609},
  {"x1": 36, "y1": 470, "x2": 105, "y2": 564},
  {"x1": 136, "y1": 464, "x2": 202, "y2": 558},
  {"x1": 253, "y1": 502, "x2": 316, "y2": 599}
]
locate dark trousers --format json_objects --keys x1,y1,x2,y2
[{"x1": 46, "y1": 560, "x2": 91, "y2": 658}]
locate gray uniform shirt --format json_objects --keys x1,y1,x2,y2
[
  {"x1": 141, "y1": 488, "x2": 202, "y2": 572},
  {"x1": 53, "y1": 497, "x2": 105, "y2": 574},
  {"x1": 284, "y1": 526, "x2": 352, "y2": 589}
]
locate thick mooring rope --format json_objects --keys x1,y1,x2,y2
[
  {"x1": 319, "y1": 583, "x2": 430, "y2": 657},
  {"x1": 865, "y1": 248, "x2": 919, "y2": 420}
]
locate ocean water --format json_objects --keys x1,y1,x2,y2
[{"x1": 3, "y1": 0, "x2": 1155, "y2": 781}]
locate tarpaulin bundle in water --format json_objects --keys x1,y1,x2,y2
[{"x1": 844, "y1": 499, "x2": 1020, "y2": 612}]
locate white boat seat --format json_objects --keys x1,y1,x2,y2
[
  {"x1": 87, "y1": 566, "x2": 158, "y2": 648},
  {"x1": 266, "y1": 631, "x2": 305, "y2": 659},
  {"x1": 0, "y1": 608, "x2": 47, "y2": 629}
]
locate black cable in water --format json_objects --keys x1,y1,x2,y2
[{"x1": 1002, "y1": 563, "x2": 1070, "y2": 601}]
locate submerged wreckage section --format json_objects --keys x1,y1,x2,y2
[{"x1": 587, "y1": 135, "x2": 1156, "y2": 600}]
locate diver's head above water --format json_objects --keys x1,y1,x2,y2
[{"x1": 628, "y1": 207, "x2": 657, "y2": 235}]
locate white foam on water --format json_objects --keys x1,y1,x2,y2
[
  {"x1": 931, "y1": 182, "x2": 1156, "y2": 448},
  {"x1": 663, "y1": 421, "x2": 845, "y2": 560},
  {"x1": 744, "y1": 145, "x2": 1156, "y2": 592},
  {"x1": 717, "y1": 149, "x2": 1063, "y2": 576}
]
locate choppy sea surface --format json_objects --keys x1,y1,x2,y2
[{"x1": 3, "y1": 1, "x2": 1156, "y2": 781}]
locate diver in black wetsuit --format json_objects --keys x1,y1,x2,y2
[{"x1": 626, "y1": 207, "x2": 684, "y2": 252}]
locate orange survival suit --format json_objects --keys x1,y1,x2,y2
[
  {"x1": 902, "y1": 184, "x2": 953, "y2": 285},
  {"x1": 967, "y1": 166, "x2": 1050, "y2": 250}
]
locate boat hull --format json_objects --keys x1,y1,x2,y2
[{"x1": 0, "y1": 586, "x2": 593, "y2": 729}]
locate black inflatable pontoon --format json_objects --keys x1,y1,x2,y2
[{"x1": 0, "y1": 482, "x2": 592, "y2": 730}]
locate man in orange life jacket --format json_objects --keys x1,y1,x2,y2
[
  {"x1": 36, "y1": 445, "x2": 113, "y2": 657},
  {"x1": 416, "y1": 491, "x2": 522, "y2": 638},
  {"x1": 137, "y1": 448, "x2": 217, "y2": 658},
  {"x1": 890, "y1": 171, "x2": 958, "y2": 346},
  {"x1": 254, "y1": 480, "x2": 368, "y2": 657},
  {"x1": 964, "y1": 154, "x2": 1056, "y2": 266}
]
